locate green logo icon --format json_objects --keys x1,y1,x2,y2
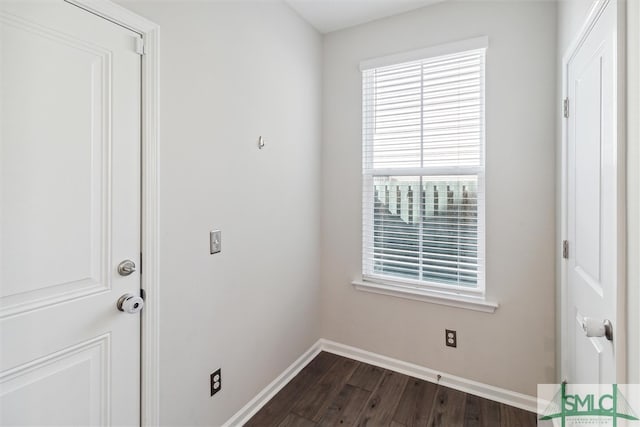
[{"x1": 540, "y1": 384, "x2": 639, "y2": 426}]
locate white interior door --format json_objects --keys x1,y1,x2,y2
[
  {"x1": 0, "y1": 1, "x2": 142, "y2": 425},
  {"x1": 565, "y1": 0, "x2": 620, "y2": 385}
]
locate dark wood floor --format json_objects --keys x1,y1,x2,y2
[{"x1": 245, "y1": 352, "x2": 537, "y2": 427}]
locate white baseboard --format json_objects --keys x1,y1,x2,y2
[
  {"x1": 222, "y1": 342, "x2": 323, "y2": 427},
  {"x1": 318, "y1": 339, "x2": 538, "y2": 413},
  {"x1": 224, "y1": 338, "x2": 538, "y2": 426}
]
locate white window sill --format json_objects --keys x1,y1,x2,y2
[{"x1": 352, "y1": 279, "x2": 499, "y2": 313}]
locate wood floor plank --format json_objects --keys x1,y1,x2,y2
[
  {"x1": 355, "y1": 370, "x2": 409, "y2": 426},
  {"x1": 427, "y1": 386, "x2": 467, "y2": 427},
  {"x1": 500, "y1": 405, "x2": 537, "y2": 427},
  {"x1": 246, "y1": 352, "x2": 539, "y2": 427},
  {"x1": 292, "y1": 356, "x2": 360, "y2": 422},
  {"x1": 347, "y1": 363, "x2": 385, "y2": 392},
  {"x1": 246, "y1": 352, "x2": 339, "y2": 427},
  {"x1": 317, "y1": 384, "x2": 371, "y2": 426},
  {"x1": 463, "y1": 394, "x2": 501, "y2": 427},
  {"x1": 393, "y1": 378, "x2": 438, "y2": 427},
  {"x1": 277, "y1": 413, "x2": 317, "y2": 427}
]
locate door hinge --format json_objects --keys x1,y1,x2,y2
[
  {"x1": 563, "y1": 98, "x2": 569, "y2": 118},
  {"x1": 139, "y1": 252, "x2": 143, "y2": 275},
  {"x1": 135, "y1": 37, "x2": 145, "y2": 55},
  {"x1": 563, "y1": 240, "x2": 569, "y2": 259}
]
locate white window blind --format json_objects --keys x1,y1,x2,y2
[{"x1": 362, "y1": 42, "x2": 486, "y2": 293}]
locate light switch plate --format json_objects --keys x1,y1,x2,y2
[{"x1": 210, "y1": 230, "x2": 221, "y2": 254}]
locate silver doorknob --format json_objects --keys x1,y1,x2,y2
[
  {"x1": 117, "y1": 293, "x2": 144, "y2": 314},
  {"x1": 582, "y1": 317, "x2": 613, "y2": 341},
  {"x1": 117, "y1": 260, "x2": 136, "y2": 276}
]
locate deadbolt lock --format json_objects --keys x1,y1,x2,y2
[{"x1": 117, "y1": 259, "x2": 136, "y2": 276}]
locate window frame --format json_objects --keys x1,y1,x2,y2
[{"x1": 360, "y1": 37, "x2": 488, "y2": 299}]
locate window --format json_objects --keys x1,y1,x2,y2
[{"x1": 360, "y1": 38, "x2": 486, "y2": 297}]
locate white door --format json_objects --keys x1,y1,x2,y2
[
  {"x1": 565, "y1": 0, "x2": 621, "y2": 385},
  {"x1": 0, "y1": 1, "x2": 142, "y2": 425}
]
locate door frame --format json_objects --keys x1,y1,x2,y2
[
  {"x1": 63, "y1": 1, "x2": 160, "y2": 424},
  {"x1": 560, "y1": 0, "x2": 627, "y2": 384},
  {"x1": 626, "y1": 0, "x2": 640, "y2": 385}
]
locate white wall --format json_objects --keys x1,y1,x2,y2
[
  {"x1": 117, "y1": 1, "x2": 322, "y2": 425},
  {"x1": 321, "y1": 1, "x2": 557, "y2": 397},
  {"x1": 557, "y1": 0, "x2": 597, "y2": 53}
]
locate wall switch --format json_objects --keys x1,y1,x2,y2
[
  {"x1": 210, "y1": 368, "x2": 221, "y2": 396},
  {"x1": 445, "y1": 329, "x2": 457, "y2": 348},
  {"x1": 210, "y1": 230, "x2": 221, "y2": 254}
]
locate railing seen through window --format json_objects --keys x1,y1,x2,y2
[{"x1": 372, "y1": 176, "x2": 478, "y2": 287}]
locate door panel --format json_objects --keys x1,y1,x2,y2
[
  {"x1": 0, "y1": 1, "x2": 141, "y2": 425},
  {"x1": 566, "y1": 0, "x2": 618, "y2": 385},
  {"x1": 0, "y1": 335, "x2": 109, "y2": 426},
  {"x1": 1, "y1": 10, "x2": 111, "y2": 316},
  {"x1": 573, "y1": 51, "x2": 603, "y2": 286}
]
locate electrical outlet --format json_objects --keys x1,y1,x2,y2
[
  {"x1": 210, "y1": 368, "x2": 221, "y2": 396},
  {"x1": 445, "y1": 329, "x2": 457, "y2": 348}
]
